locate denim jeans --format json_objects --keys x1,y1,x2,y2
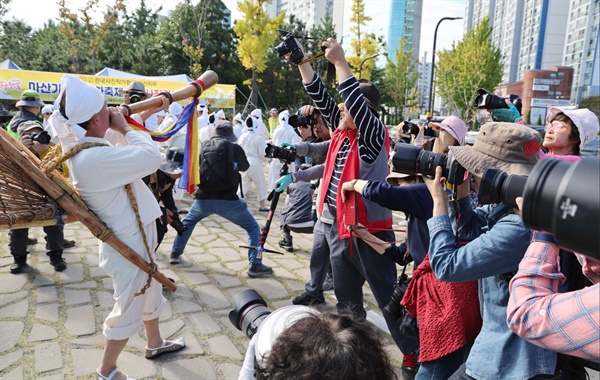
[
  {"x1": 417, "y1": 343, "x2": 472, "y2": 380},
  {"x1": 172, "y1": 198, "x2": 261, "y2": 264}
]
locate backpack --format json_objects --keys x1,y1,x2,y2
[{"x1": 199, "y1": 138, "x2": 241, "y2": 194}]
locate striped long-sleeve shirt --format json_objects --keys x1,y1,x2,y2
[
  {"x1": 507, "y1": 240, "x2": 600, "y2": 361},
  {"x1": 303, "y1": 73, "x2": 386, "y2": 213}
]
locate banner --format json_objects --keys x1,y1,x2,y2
[{"x1": 0, "y1": 68, "x2": 235, "y2": 108}]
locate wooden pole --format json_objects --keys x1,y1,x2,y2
[
  {"x1": 0, "y1": 128, "x2": 177, "y2": 291},
  {"x1": 120, "y1": 70, "x2": 218, "y2": 116}
]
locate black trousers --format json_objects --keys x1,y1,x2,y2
[{"x1": 9, "y1": 226, "x2": 64, "y2": 261}]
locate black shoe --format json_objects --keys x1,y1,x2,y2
[
  {"x1": 247, "y1": 263, "x2": 273, "y2": 278},
  {"x1": 292, "y1": 292, "x2": 325, "y2": 306},
  {"x1": 27, "y1": 238, "x2": 38, "y2": 245},
  {"x1": 10, "y1": 260, "x2": 29, "y2": 274},
  {"x1": 278, "y1": 238, "x2": 294, "y2": 252},
  {"x1": 46, "y1": 239, "x2": 76, "y2": 250},
  {"x1": 322, "y1": 273, "x2": 334, "y2": 291},
  {"x1": 169, "y1": 252, "x2": 181, "y2": 264},
  {"x1": 49, "y1": 255, "x2": 67, "y2": 271}
]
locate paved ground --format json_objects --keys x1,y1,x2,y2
[{"x1": 0, "y1": 188, "x2": 409, "y2": 380}]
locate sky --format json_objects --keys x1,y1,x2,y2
[{"x1": 5, "y1": 0, "x2": 466, "y2": 63}]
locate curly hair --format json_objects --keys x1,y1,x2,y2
[
  {"x1": 255, "y1": 312, "x2": 397, "y2": 380},
  {"x1": 551, "y1": 112, "x2": 581, "y2": 155}
]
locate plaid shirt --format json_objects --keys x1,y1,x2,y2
[{"x1": 507, "y1": 241, "x2": 600, "y2": 362}]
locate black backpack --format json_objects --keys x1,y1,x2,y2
[{"x1": 199, "y1": 138, "x2": 241, "y2": 194}]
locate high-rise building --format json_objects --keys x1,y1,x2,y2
[
  {"x1": 264, "y1": 0, "x2": 333, "y2": 31},
  {"x1": 490, "y1": 0, "x2": 524, "y2": 84},
  {"x1": 563, "y1": 0, "x2": 600, "y2": 102},
  {"x1": 464, "y1": 0, "x2": 496, "y2": 33}
]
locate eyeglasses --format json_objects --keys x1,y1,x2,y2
[{"x1": 545, "y1": 121, "x2": 570, "y2": 133}]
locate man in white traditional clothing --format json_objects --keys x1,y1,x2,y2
[
  {"x1": 197, "y1": 101, "x2": 209, "y2": 129},
  {"x1": 232, "y1": 112, "x2": 245, "y2": 140},
  {"x1": 268, "y1": 110, "x2": 300, "y2": 190},
  {"x1": 51, "y1": 75, "x2": 185, "y2": 380},
  {"x1": 238, "y1": 115, "x2": 269, "y2": 212},
  {"x1": 250, "y1": 108, "x2": 270, "y2": 141}
]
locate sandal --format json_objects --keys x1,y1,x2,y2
[
  {"x1": 97, "y1": 368, "x2": 134, "y2": 380},
  {"x1": 145, "y1": 337, "x2": 186, "y2": 359}
]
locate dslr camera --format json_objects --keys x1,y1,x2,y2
[
  {"x1": 383, "y1": 271, "x2": 410, "y2": 320},
  {"x1": 478, "y1": 157, "x2": 599, "y2": 259},
  {"x1": 128, "y1": 92, "x2": 144, "y2": 104},
  {"x1": 391, "y1": 143, "x2": 466, "y2": 185},
  {"x1": 401, "y1": 121, "x2": 439, "y2": 138},
  {"x1": 274, "y1": 30, "x2": 305, "y2": 64},
  {"x1": 229, "y1": 289, "x2": 272, "y2": 339},
  {"x1": 475, "y1": 88, "x2": 522, "y2": 113},
  {"x1": 30, "y1": 130, "x2": 51, "y2": 144},
  {"x1": 288, "y1": 114, "x2": 316, "y2": 129},
  {"x1": 265, "y1": 143, "x2": 297, "y2": 164}
]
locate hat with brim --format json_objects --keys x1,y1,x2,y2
[
  {"x1": 159, "y1": 147, "x2": 184, "y2": 175},
  {"x1": 209, "y1": 120, "x2": 237, "y2": 143},
  {"x1": 16, "y1": 120, "x2": 44, "y2": 136},
  {"x1": 546, "y1": 107, "x2": 600, "y2": 151},
  {"x1": 448, "y1": 122, "x2": 542, "y2": 177},
  {"x1": 429, "y1": 115, "x2": 467, "y2": 144},
  {"x1": 385, "y1": 171, "x2": 419, "y2": 186},
  {"x1": 16, "y1": 90, "x2": 45, "y2": 108},
  {"x1": 118, "y1": 81, "x2": 151, "y2": 97}
]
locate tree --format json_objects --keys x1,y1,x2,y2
[
  {"x1": 0, "y1": 20, "x2": 36, "y2": 68},
  {"x1": 309, "y1": 14, "x2": 338, "y2": 89},
  {"x1": 580, "y1": 95, "x2": 600, "y2": 121},
  {"x1": 346, "y1": 0, "x2": 380, "y2": 80},
  {"x1": 0, "y1": 0, "x2": 11, "y2": 20},
  {"x1": 435, "y1": 17, "x2": 503, "y2": 125},
  {"x1": 381, "y1": 38, "x2": 420, "y2": 123},
  {"x1": 233, "y1": 0, "x2": 284, "y2": 110},
  {"x1": 81, "y1": 0, "x2": 126, "y2": 73}
]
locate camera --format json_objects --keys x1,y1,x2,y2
[
  {"x1": 479, "y1": 157, "x2": 599, "y2": 259},
  {"x1": 478, "y1": 167, "x2": 527, "y2": 209},
  {"x1": 383, "y1": 272, "x2": 410, "y2": 320},
  {"x1": 391, "y1": 143, "x2": 466, "y2": 185},
  {"x1": 129, "y1": 93, "x2": 143, "y2": 104},
  {"x1": 274, "y1": 30, "x2": 305, "y2": 65},
  {"x1": 30, "y1": 130, "x2": 51, "y2": 144},
  {"x1": 169, "y1": 213, "x2": 188, "y2": 236},
  {"x1": 265, "y1": 143, "x2": 297, "y2": 164},
  {"x1": 228, "y1": 289, "x2": 272, "y2": 339},
  {"x1": 474, "y1": 88, "x2": 522, "y2": 113},
  {"x1": 401, "y1": 121, "x2": 439, "y2": 138},
  {"x1": 288, "y1": 114, "x2": 316, "y2": 129}
]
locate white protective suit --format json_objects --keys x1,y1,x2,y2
[
  {"x1": 233, "y1": 113, "x2": 245, "y2": 140},
  {"x1": 238, "y1": 117, "x2": 268, "y2": 202},
  {"x1": 268, "y1": 111, "x2": 300, "y2": 190},
  {"x1": 251, "y1": 109, "x2": 270, "y2": 141}
]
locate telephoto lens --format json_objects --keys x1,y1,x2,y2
[
  {"x1": 474, "y1": 88, "x2": 509, "y2": 110},
  {"x1": 391, "y1": 143, "x2": 466, "y2": 185},
  {"x1": 478, "y1": 167, "x2": 528, "y2": 209},
  {"x1": 228, "y1": 289, "x2": 272, "y2": 339},
  {"x1": 522, "y1": 157, "x2": 599, "y2": 259},
  {"x1": 264, "y1": 143, "x2": 297, "y2": 163},
  {"x1": 383, "y1": 274, "x2": 409, "y2": 320}
]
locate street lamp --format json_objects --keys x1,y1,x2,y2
[
  {"x1": 358, "y1": 53, "x2": 380, "y2": 79},
  {"x1": 427, "y1": 16, "x2": 462, "y2": 121}
]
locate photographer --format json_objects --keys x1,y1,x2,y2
[
  {"x1": 7, "y1": 89, "x2": 45, "y2": 140},
  {"x1": 506, "y1": 198, "x2": 600, "y2": 362},
  {"x1": 119, "y1": 81, "x2": 164, "y2": 131},
  {"x1": 239, "y1": 305, "x2": 397, "y2": 380},
  {"x1": 276, "y1": 36, "x2": 420, "y2": 361},
  {"x1": 424, "y1": 122, "x2": 560, "y2": 379},
  {"x1": 9, "y1": 121, "x2": 69, "y2": 274}
]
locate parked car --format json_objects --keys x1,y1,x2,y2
[
  {"x1": 464, "y1": 131, "x2": 478, "y2": 145},
  {"x1": 581, "y1": 135, "x2": 600, "y2": 156}
]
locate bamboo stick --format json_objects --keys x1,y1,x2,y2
[{"x1": 0, "y1": 128, "x2": 177, "y2": 291}]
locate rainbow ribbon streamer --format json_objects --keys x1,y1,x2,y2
[{"x1": 126, "y1": 99, "x2": 200, "y2": 194}]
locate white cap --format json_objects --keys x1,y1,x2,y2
[
  {"x1": 42, "y1": 104, "x2": 53, "y2": 114},
  {"x1": 169, "y1": 102, "x2": 183, "y2": 117},
  {"x1": 216, "y1": 109, "x2": 226, "y2": 120},
  {"x1": 546, "y1": 107, "x2": 600, "y2": 151},
  {"x1": 251, "y1": 108, "x2": 262, "y2": 118},
  {"x1": 233, "y1": 113, "x2": 244, "y2": 124}
]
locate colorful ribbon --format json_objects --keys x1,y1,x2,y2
[{"x1": 126, "y1": 99, "x2": 200, "y2": 194}]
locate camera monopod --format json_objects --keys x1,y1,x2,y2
[{"x1": 239, "y1": 162, "x2": 290, "y2": 256}]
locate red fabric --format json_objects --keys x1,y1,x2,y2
[
  {"x1": 318, "y1": 128, "x2": 391, "y2": 239},
  {"x1": 401, "y1": 255, "x2": 482, "y2": 363}
]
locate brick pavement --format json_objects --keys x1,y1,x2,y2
[{"x1": 0, "y1": 188, "x2": 408, "y2": 380}]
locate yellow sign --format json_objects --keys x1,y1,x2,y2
[{"x1": 0, "y1": 68, "x2": 235, "y2": 108}]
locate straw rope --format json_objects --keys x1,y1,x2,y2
[{"x1": 43, "y1": 142, "x2": 156, "y2": 296}]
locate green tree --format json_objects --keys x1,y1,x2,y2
[
  {"x1": 234, "y1": 0, "x2": 284, "y2": 110},
  {"x1": 81, "y1": 0, "x2": 126, "y2": 73},
  {"x1": 0, "y1": 20, "x2": 35, "y2": 68},
  {"x1": 309, "y1": 14, "x2": 338, "y2": 89},
  {"x1": 381, "y1": 38, "x2": 420, "y2": 122},
  {"x1": 0, "y1": 0, "x2": 12, "y2": 20},
  {"x1": 580, "y1": 95, "x2": 600, "y2": 121},
  {"x1": 435, "y1": 17, "x2": 503, "y2": 125},
  {"x1": 346, "y1": 0, "x2": 380, "y2": 80}
]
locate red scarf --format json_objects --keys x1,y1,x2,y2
[{"x1": 319, "y1": 128, "x2": 391, "y2": 239}]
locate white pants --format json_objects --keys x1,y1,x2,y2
[
  {"x1": 99, "y1": 223, "x2": 165, "y2": 340},
  {"x1": 241, "y1": 163, "x2": 268, "y2": 202}
]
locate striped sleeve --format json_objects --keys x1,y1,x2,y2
[{"x1": 303, "y1": 73, "x2": 340, "y2": 130}]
